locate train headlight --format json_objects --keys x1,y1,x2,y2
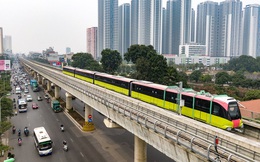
[{"x1": 226, "y1": 127, "x2": 232, "y2": 131}]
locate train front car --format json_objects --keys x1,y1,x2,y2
[
  {"x1": 215, "y1": 96, "x2": 244, "y2": 132},
  {"x1": 227, "y1": 100, "x2": 244, "y2": 132}
]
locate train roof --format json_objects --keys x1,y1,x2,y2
[
  {"x1": 132, "y1": 80, "x2": 168, "y2": 89},
  {"x1": 95, "y1": 72, "x2": 135, "y2": 82},
  {"x1": 63, "y1": 66, "x2": 75, "y2": 70},
  {"x1": 75, "y1": 68, "x2": 96, "y2": 74},
  {"x1": 182, "y1": 90, "x2": 236, "y2": 103}
]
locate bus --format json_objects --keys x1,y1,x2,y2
[
  {"x1": 18, "y1": 98, "x2": 27, "y2": 112},
  {"x1": 33, "y1": 127, "x2": 53, "y2": 156}
]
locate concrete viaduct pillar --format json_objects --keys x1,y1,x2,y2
[
  {"x1": 83, "y1": 104, "x2": 95, "y2": 131},
  {"x1": 33, "y1": 72, "x2": 37, "y2": 79},
  {"x1": 37, "y1": 75, "x2": 42, "y2": 85},
  {"x1": 42, "y1": 77, "x2": 45, "y2": 86},
  {"x1": 54, "y1": 85, "x2": 60, "y2": 99},
  {"x1": 47, "y1": 80, "x2": 51, "y2": 92},
  {"x1": 65, "y1": 92, "x2": 72, "y2": 110},
  {"x1": 134, "y1": 136, "x2": 147, "y2": 162}
]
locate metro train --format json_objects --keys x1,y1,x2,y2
[{"x1": 63, "y1": 66, "x2": 243, "y2": 131}]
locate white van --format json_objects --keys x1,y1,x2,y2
[{"x1": 15, "y1": 87, "x2": 21, "y2": 94}]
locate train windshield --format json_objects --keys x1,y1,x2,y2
[{"x1": 228, "y1": 102, "x2": 241, "y2": 120}]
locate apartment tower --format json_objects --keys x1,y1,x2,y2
[
  {"x1": 241, "y1": 4, "x2": 260, "y2": 58},
  {"x1": 196, "y1": 1, "x2": 218, "y2": 56},
  {"x1": 97, "y1": 0, "x2": 118, "y2": 60},
  {"x1": 119, "y1": 3, "x2": 130, "y2": 58},
  {"x1": 87, "y1": 27, "x2": 98, "y2": 60}
]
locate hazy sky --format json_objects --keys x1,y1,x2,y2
[{"x1": 0, "y1": 0, "x2": 257, "y2": 54}]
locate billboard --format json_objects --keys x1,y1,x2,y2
[{"x1": 0, "y1": 60, "x2": 11, "y2": 71}]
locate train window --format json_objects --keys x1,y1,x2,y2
[
  {"x1": 165, "y1": 92, "x2": 177, "y2": 103},
  {"x1": 212, "y1": 103, "x2": 221, "y2": 116},
  {"x1": 195, "y1": 98, "x2": 210, "y2": 113},
  {"x1": 63, "y1": 67, "x2": 74, "y2": 73},
  {"x1": 182, "y1": 95, "x2": 193, "y2": 107},
  {"x1": 213, "y1": 102, "x2": 227, "y2": 119},
  {"x1": 228, "y1": 102, "x2": 241, "y2": 120}
]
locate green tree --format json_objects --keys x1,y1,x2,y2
[
  {"x1": 124, "y1": 44, "x2": 157, "y2": 64},
  {"x1": 72, "y1": 53, "x2": 102, "y2": 71},
  {"x1": 32, "y1": 58, "x2": 49, "y2": 64},
  {"x1": 100, "y1": 49, "x2": 122, "y2": 74},
  {"x1": 189, "y1": 70, "x2": 202, "y2": 82},
  {"x1": 215, "y1": 71, "x2": 230, "y2": 85},
  {"x1": 224, "y1": 55, "x2": 259, "y2": 72},
  {"x1": 133, "y1": 54, "x2": 168, "y2": 84},
  {"x1": 0, "y1": 97, "x2": 13, "y2": 121},
  {"x1": 163, "y1": 67, "x2": 179, "y2": 85},
  {"x1": 244, "y1": 90, "x2": 260, "y2": 100},
  {"x1": 231, "y1": 70, "x2": 246, "y2": 87},
  {"x1": 199, "y1": 74, "x2": 212, "y2": 83},
  {"x1": 178, "y1": 71, "x2": 189, "y2": 88}
]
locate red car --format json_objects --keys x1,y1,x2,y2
[{"x1": 32, "y1": 103, "x2": 39, "y2": 109}]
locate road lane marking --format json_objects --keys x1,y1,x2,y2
[
  {"x1": 80, "y1": 152, "x2": 84, "y2": 157},
  {"x1": 70, "y1": 138, "x2": 73, "y2": 142}
]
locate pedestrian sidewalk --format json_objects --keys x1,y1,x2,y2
[{"x1": 0, "y1": 130, "x2": 10, "y2": 161}]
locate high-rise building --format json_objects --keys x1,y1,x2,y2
[
  {"x1": 97, "y1": 0, "x2": 118, "y2": 60},
  {"x1": 130, "y1": 0, "x2": 162, "y2": 53},
  {"x1": 119, "y1": 3, "x2": 130, "y2": 59},
  {"x1": 3, "y1": 35, "x2": 12, "y2": 53},
  {"x1": 87, "y1": 27, "x2": 98, "y2": 59},
  {"x1": 191, "y1": 8, "x2": 195, "y2": 42},
  {"x1": 0, "y1": 27, "x2": 3, "y2": 55},
  {"x1": 66, "y1": 47, "x2": 71, "y2": 54},
  {"x1": 216, "y1": 0, "x2": 242, "y2": 57},
  {"x1": 164, "y1": 0, "x2": 181, "y2": 54},
  {"x1": 196, "y1": 1, "x2": 218, "y2": 56},
  {"x1": 161, "y1": 7, "x2": 167, "y2": 54},
  {"x1": 180, "y1": 0, "x2": 192, "y2": 45},
  {"x1": 241, "y1": 4, "x2": 260, "y2": 58},
  {"x1": 163, "y1": 0, "x2": 192, "y2": 55},
  {"x1": 130, "y1": 0, "x2": 139, "y2": 45}
]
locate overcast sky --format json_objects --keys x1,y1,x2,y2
[{"x1": 0, "y1": 0, "x2": 257, "y2": 54}]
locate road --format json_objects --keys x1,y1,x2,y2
[{"x1": 9, "y1": 67, "x2": 173, "y2": 162}]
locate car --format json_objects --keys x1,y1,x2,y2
[
  {"x1": 26, "y1": 95, "x2": 33, "y2": 102},
  {"x1": 24, "y1": 89, "x2": 29, "y2": 93},
  {"x1": 37, "y1": 96, "x2": 42, "y2": 101},
  {"x1": 32, "y1": 103, "x2": 39, "y2": 109}
]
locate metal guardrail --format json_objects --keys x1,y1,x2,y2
[{"x1": 22, "y1": 59, "x2": 260, "y2": 162}]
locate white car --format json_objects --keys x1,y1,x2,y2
[
  {"x1": 26, "y1": 95, "x2": 33, "y2": 102},
  {"x1": 24, "y1": 89, "x2": 29, "y2": 93}
]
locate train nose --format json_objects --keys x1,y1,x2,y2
[{"x1": 232, "y1": 119, "x2": 240, "y2": 128}]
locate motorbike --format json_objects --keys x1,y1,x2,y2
[
  {"x1": 60, "y1": 125, "x2": 64, "y2": 132},
  {"x1": 18, "y1": 129, "x2": 21, "y2": 137},
  {"x1": 18, "y1": 138, "x2": 22, "y2": 146},
  {"x1": 63, "y1": 141, "x2": 68, "y2": 151},
  {"x1": 24, "y1": 127, "x2": 29, "y2": 136}
]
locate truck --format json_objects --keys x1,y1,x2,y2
[
  {"x1": 51, "y1": 100, "x2": 62, "y2": 112},
  {"x1": 30, "y1": 79, "x2": 39, "y2": 92}
]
